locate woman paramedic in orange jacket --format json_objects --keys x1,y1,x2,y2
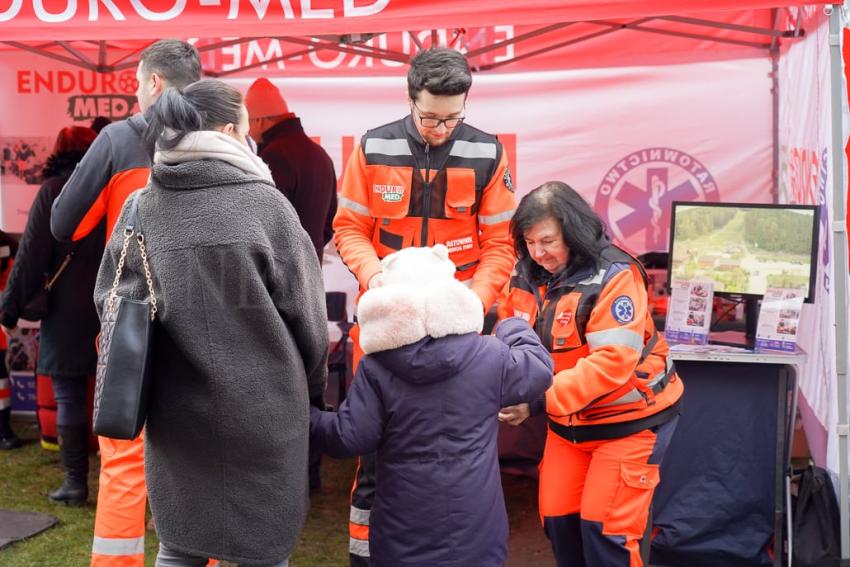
[{"x1": 498, "y1": 181, "x2": 683, "y2": 567}]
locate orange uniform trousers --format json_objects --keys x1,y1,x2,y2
[
  {"x1": 347, "y1": 327, "x2": 372, "y2": 566},
  {"x1": 538, "y1": 416, "x2": 678, "y2": 567},
  {"x1": 91, "y1": 434, "x2": 147, "y2": 567},
  {"x1": 91, "y1": 433, "x2": 220, "y2": 567}
]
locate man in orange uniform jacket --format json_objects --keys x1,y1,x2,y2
[
  {"x1": 50, "y1": 40, "x2": 202, "y2": 567},
  {"x1": 332, "y1": 47, "x2": 517, "y2": 566}
]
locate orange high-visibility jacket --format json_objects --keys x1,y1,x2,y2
[
  {"x1": 498, "y1": 244, "x2": 683, "y2": 442},
  {"x1": 51, "y1": 114, "x2": 150, "y2": 244},
  {"x1": 333, "y1": 116, "x2": 516, "y2": 311}
]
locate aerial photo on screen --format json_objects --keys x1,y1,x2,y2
[{"x1": 670, "y1": 205, "x2": 815, "y2": 296}]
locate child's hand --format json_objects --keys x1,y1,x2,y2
[{"x1": 498, "y1": 403, "x2": 530, "y2": 426}]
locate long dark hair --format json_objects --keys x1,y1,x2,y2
[
  {"x1": 144, "y1": 79, "x2": 243, "y2": 158},
  {"x1": 510, "y1": 181, "x2": 609, "y2": 271}
]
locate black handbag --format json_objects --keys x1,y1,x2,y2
[
  {"x1": 93, "y1": 192, "x2": 157, "y2": 440},
  {"x1": 20, "y1": 252, "x2": 73, "y2": 321}
]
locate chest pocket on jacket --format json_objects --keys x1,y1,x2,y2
[
  {"x1": 550, "y1": 293, "x2": 583, "y2": 351},
  {"x1": 507, "y1": 290, "x2": 539, "y2": 326},
  {"x1": 366, "y1": 165, "x2": 412, "y2": 219},
  {"x1": 444, "y1": 168, "x2": 477, "y2": 219}
]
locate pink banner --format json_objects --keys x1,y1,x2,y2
[
  {"x1": 0, "y1": 51, "x2": 773, "y2": 247},
  {"x1": 778, "y1": 7, "x2": 841, "y2": 474}
]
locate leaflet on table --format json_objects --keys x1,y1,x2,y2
[
  {"x1": 664, "y1": 279, "x2": 714, "y2": 345},
  {"x1": 755, "y1": 287, "x2": 804, "y2": 352}
]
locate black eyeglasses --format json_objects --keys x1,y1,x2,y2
[{"x1": 411, "y1": 100, "x2": 465, "y2": 129}]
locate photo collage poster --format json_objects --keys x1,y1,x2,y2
[
  {"x1": 664, "y1": 279, "x2": 714, "y2": 345},
  {"x1": 755, "y1": 287, "x2": 804, "y2": 352}
]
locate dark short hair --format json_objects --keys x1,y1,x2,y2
[
  {"x1": 144, "y1": 79, "x2": 242, "y2": 157},
  {"x1": 511, "y1": 181, "x2": 609, "y2": 270},
  {"x1": 89, "y1": 116, "x2": 111, "y2": 133},
  {"x1": 407, "y1": 48, "x2": 472, "y2": 101},
  {"x1": 53, "y1": 126, "x2": 97, "y2": 155},
  {"x1": 139, "y1": 39, "x2": 201, "y2": 90}
]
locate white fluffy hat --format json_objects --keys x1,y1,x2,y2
[{"x1": 357, "y1": 245, "x2": 484, "y2": 354}]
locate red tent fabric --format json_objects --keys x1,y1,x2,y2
[{"x1": 0, "y1": 0, "x2": 830, "y2": 42}]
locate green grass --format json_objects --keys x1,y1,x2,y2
[
  {"x1": 0, "y1": 422, "x2": 353, "y2": 566},
  {"x1": 1, "y1": 422, "x2": 550, "y2": 567}
]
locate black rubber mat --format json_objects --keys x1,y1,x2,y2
[{"x1": 0, "y1": 510, "x2": 59, "y2": 549}]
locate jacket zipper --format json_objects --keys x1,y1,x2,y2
[
  {"x1": 420, "y1": 143, "x2": 431, "y2": 246},
  {"x1": 569, "y1": 414, "x2": 577, "y2": 443}
]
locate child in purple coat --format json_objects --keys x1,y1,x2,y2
[{"x1": 311, "y1": 245, "x2": 553, "y2": 567}]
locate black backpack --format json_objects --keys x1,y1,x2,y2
[{"x1": 792, "y1": 465, "x2": 841, "y2": 567}]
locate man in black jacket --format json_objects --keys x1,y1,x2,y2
[
  {"x1": 245, "y1": 78, "x2": 337, "y2": 493},
  {"x1": 245, "y1": 78, "x2": 337, "y2": 264}
]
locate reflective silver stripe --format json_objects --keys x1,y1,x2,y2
[
  {"x1": 577, "y1": 268, "x2": 607, "y2": 286},
  {"x1": 450, "y1": 140, "x2": 497, "y2": 160},
  {"x1": 595, "y1": 389, "x2": 644, "y2": 408},
  {"x1": 0, "y1": 398, "x2": 10, "y2": 410},
  {"x1": 349, "y1": 537, "x2": 370, "y2": 557},
  {"x1": 478, "y1": 209, "x2": 515, "y2": 225},
  {"x1": 350, "y1": 506, "x2": 371, "y2": 526},
  {"x1": 364, "y1": 138, "x2": 411, "y2": 156},
  {"x1": 339, "y1": 196, "x2": 370, "y2": 217},
  {"x1": 647, "y1": 370, "x2": 667, "y2": 389},
  {"x1": 586, "y1": 328, "x2": 643, "y2": 352},
  {"x1": 596, "y1": 370, "x2": 670, "y2": 409},
  {"x1": 92, "y1": 536, "x2": 145, "y2": 556}
]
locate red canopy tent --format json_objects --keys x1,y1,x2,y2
[
  {"x1": 0, "y1": 1, "x2": 829, "y2": 42},
  {"x1": 1, "y1": 1, "x2": 847, "y2": 563},
  {"x1": 0, "y1": 1, "x2": 826, "y2": 77}
]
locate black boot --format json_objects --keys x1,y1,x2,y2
[
  {"x1": 48, "y1": 425, "x2": 89, "y2": 506},
  {"x1": 0, "y1": 407, "x2": 21, "y2": 450}
]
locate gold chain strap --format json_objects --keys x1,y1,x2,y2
[
  {"x1": 106, "y1": 228, "x2": 132, "y2": 315},
  {"x1": 137, "y1": 233, "x2": 158, "y2": 320},
  {"x1": 105, "y1": 226, "x2": 157, "y2": 321}
]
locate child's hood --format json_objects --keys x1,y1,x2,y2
[
  {"x1": 356, "y1": 245, "x2": 484, "y2": 358},
  {"x1": 371, "y1": 333, "x2": 484, "y2": 386}
]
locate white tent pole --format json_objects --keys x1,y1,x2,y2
[
  {"x1": 771, "y1": 7, "x2": 780, "y2": 202},
  {"x1": 827, "y1": 3, "x2": 850, "y2": 560}
]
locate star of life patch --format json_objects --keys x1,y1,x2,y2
[
  {"x1": 503, "y1": 166, "x2": 514, "y2": 192},
  {"x1": 611, "y1": 296, "x2": 635, "y2": 324}
]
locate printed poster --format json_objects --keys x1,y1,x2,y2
[
  {"x1": 755, "y1": 287, "x2": 804, "y2": 353},
  {"x1": 664, "y1": 279, "x2": 713, "y2": 345}
]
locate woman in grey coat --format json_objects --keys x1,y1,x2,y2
[{"x1": 93, "y1": 80, "x2": 328, "y2": 567}]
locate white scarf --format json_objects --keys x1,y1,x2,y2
[{"x1": 155, "y1": 130, "x2": 274, "y2": 183}]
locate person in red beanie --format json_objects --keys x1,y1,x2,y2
[{"x1": 245, "y1": 78, "x2": 337, "y2": 264}]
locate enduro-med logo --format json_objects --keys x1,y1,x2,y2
[
  {"x1": 373, "y1": 184, "x2": 405, "y2": 203},
  {"x1": 595, "y1": 147, "x2": 719, "y2": 250}
]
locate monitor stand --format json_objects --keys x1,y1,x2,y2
[{"x1": 708, "y1": 296, "x2": 759, "y2": 349}]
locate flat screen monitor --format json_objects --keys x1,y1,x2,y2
[{"x1": 667, "y1": 202, "x2": 820, "y2": 303}]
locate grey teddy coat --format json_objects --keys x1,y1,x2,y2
[{"x1": 94, "y1": 158, "x2": 328, "y2": 564}]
